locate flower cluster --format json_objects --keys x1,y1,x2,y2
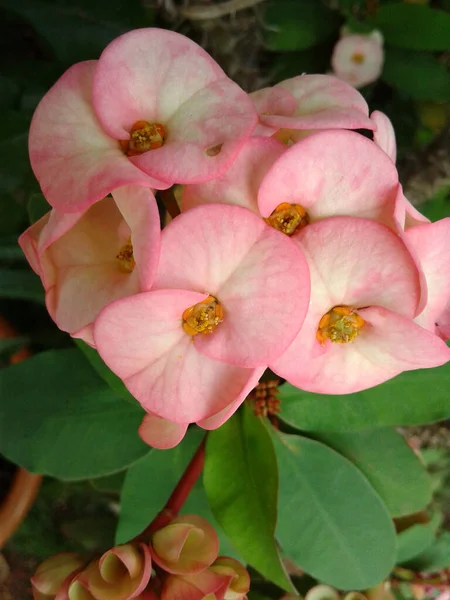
[
  {"x1": 31, "y1": 515, "x2": 249, "y2": 600},
  {"x1": 20, "y1": 28, "x2": 450, "y2": 449}
]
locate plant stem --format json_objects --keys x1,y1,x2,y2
[
  {"x1": 144, "y1": 435, "x2": 207, "y2": 536},
  {"x1": 160, "y1": 188, "x2": 181, "y2": 220}
]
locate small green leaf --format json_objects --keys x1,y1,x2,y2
[
  {"x1": 313, "y1": 429, "x2": 432, "y2": 517},
  {"x1": 0, "y1": 348, "x2": 148, "y2": 479},
  {"x1": 372, "y1": 4, "x2": 450, "y2": 51},
  {"x1": 204, "y1": 405, "x2": 293, "y2": 592},
  {"x1": 263, "y1": 0, "x2": 340, "y2": 51},
  {"x1": 279, "y1": 361, "x2": 450, "y2": 432},
  {"x1": 397, "y1": 513, "x2": 442, "y2": 565},
  {"x1": 0, "y1": 268, "x2": 45, "y2": 303},
  {"x1": 405, "y1": 531, "x2": 450, "y2": 572},
  {"x1": 28, "y1": 193, "x2": 50, "y2": 224},
  {"x1": 382, "y1": 48, "x2": 450, "y2": 101},
  {"x1": 273, "y1": 431, "x2": 397, "y2": 590}
]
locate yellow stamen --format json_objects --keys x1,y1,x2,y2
[
  {"x1": 351, "y1": 53, "x2": 365, "y2": 64},
  {"x1": 264, "y1": 202, "x2": 309, "y2": 236},
  {"x1": 316, "y1": 305, "x2": 365, "y2": 345},
  {"x1": 116, "y1": 238, "x2": 135, "y2": 273},
  {"x1": 120, "y1": 121, "x2": 166, "y2": 156},
  {"x1": 182, "y1": 295, "x2": 223, "y2": 336}
]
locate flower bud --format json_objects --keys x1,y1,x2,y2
[
  {"x1": 68, "y1": 543, "x2": 151, "y2": 600},
  {"x1": 31, "y1": 553, "x2": 85, "y2": 600},
  {"x1": 209, "y1": 558, "x2": 250, "y2": 600},
  {"x1": 151, "y1": 515, "x2": 219, "y2": 575},
  {"x1": 162, "y1": 569, "x2": 231, "y2": 600}
]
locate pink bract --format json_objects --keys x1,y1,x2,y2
[
  {"x1": 94, "y1": 204, "x2": 310, "y2": 423},
  {"x1": 331, "y1": 31, "x2": 384, "y2": 89},
  {"x1": 19, "y1": 186, "x2": 160, "y2": 345},
  {"x1": 29, "y1": 28, "x2": 257, "y2": 213},
  {"x1": 258, "y1": 129, "x2": 399, "y2": 228},
  {"x1": 271, "y1": 217, "x2": 450, "y2": 394}
]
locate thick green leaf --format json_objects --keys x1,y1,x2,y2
[
  {"x1": 382, "y1": 48, "x2": 450, "y2": 101},
  {"x1": 0, "y1": 348, "x2": 148, "y2": 479},
  {"x1": 397, "y1": 513, "x2": 441, "y2": 565},
  {"x1": 405, "y1": 531, "x2": 450, "y2": 572},
  {"x1": 279, "y1": 362, "x2": 450, "y2": 432},
  {"x1": 263, "y1": 0, "x2": 340, "y2": 51},
  {"x1": 28, "y1": 193, "x2": 50, "y2": 224},
  {"x1": 116, "y1": 429, "x2": 237, "y2": 556},
  {"x1": 0, "y1": 268, "x2": 45, "y2": 303},
  {"x1": 274, "y1": 431, "x2": 397, "y2": 590},
  {"x1": 314, "y1": 429, "x2": 432, "y2": 517},
  {"x1": 372, "y1": 4, "x2": 450, "y2": 51},
  {"x1": 204, "y1": 405, "x2": 293, "y2": 592}
]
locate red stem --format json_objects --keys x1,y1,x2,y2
[{"x1": 145, "y1": 435, "x2": 206, "y2": 535}]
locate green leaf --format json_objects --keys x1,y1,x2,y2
[
  {"x1": 279, "y1": 362, "x2": 450, "y2": 432},
  {"x1": 0, "y1": 74, "x2": 19, "y2": 109},
  {"x1": 313, "y1": 429, "x2": 432, "y2": 517},
  {"x1": 420, "y1": 185, "x2": 450, "y2": 221},
  {"x1": 271, "y1": 45, "x2": 332, "y2": 82},
  {"x1": 0, "y1": 336, "x2": 28, "y2": 356},
  {"x1": 0, "y1": 268, "x2": 45, "y2": 303},
  {"x1": 0, "y1": 348, "x2": 148, "y2": 479},
  {"x1": 28, "y1": 193, "x2": 50, "y2": 224},
  {"x1": 372, "y1": 4, "x2": 450, "y2": 51},
  {"x1": 405, "y1": 531, "x2": 450, "y2": 572},
  {"x1": 263, "y1": 0, "x2": 340, "y2": 51},
  {"x1": 397, "y1": 513, "x2": 442, "y2": 565},
  {"x1": 0, "y1": 196, "x2": 27, "y2": 235},
  {"x1": 0, "y1": 110, "x2": 34, "y2": 196},
  {"x1": 273, "y1": 431, "x2": 397, "y2": 590},
  {"x1": 204, "y1": 405, "x2": 293, "y2": 592},
  {"x1": 382, "y1": 48, "x2": 450, "y2": 101},
  {"x1": 116, "y1": 429, "x2": 237, "y2": 556},
  {"x1": 0, "y1": 0, "x2": 152, "y2": 64}
]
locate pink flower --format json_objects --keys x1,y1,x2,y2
[
  {"x1": 270, "y1": 217, "x2": 450, "y2": 394},
  {"x1": 31, "y1": 553, "x2": 85, "y2": 600},
  {"x1": 29, "y1": 28, "x2": 257, "y2": 213},
  {"x1": 250, "y1": 75, "x2": 374, "y2": 140},
  {"x1": 331, "y1": 31, "x2": 384, "y2": 89},
  {"x1": 371, "y1": 110, "x2": 397, "y2": 163},
  {"x1": 19, "y1": 186, "x2": 160, "y2": 345},
  {"x1": 162, "y1": 569, "x2": 236, "y2": 600},
  {"x1": 93, "y1": 204, "x2": 310, "y2": 423}
]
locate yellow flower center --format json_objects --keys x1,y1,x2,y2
[
  {"x1": 316, "y1": 305, "x2": 365, "y2": 345},
  {"x1": 351, "y1": 53, "x2": 365, "y2": 64},
  {"x1": 120, "y1": 120, "x2": 166, "y2": 156},
  {"x1": 116, "y1": 238, "x2": 135, "y2": 273},
  {"x1": 182, "y1": 296, "x2": 223, "y2": 336},
  {"x1": 264, "y1": 202, "x2": 309, "y2": 236}
]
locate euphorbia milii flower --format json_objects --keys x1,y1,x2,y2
[
  {"x1": 32, "y1": 553, "x2": 85, "y2": 600},
  {"x1": 209, "y1": 557, "x2": 250, "y2": 600},
  {"x1": 68, "y1": 543, "x2": 152, "y2": 600},
  {"x1": 151, "y1": 515, "x2": 219, "y2": 575},
  {"x1": 162, "y1": 568, "x2": 237, "y2": 600},
  {"x1": 331, "y1": 31, "x2": 384, "y2": 89},
  {"x1": 271, "y1": 217, "x2": 450, "y2": 394},
  {"x1": 250, "y1": 74, "x2": 374, "y2": 140},
  {"x1": 19, "y1": 186, "x2": 159, "y2": 345},
  {"x1": 257, "y1": 129, "x2": 400, "y2": 235},
  {"x1": 29, "y1": 28, "x2": 257, "y2": 213},
  {"x1": 94, "y1": 204, "x2": 310, "y2": 423},
  {"x1": 371, "y1": 110, "x2": 397, "y2": 163}
]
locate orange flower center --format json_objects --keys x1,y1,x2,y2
[
  {"x1": 116, "y1": 238, "x2": 135, "y2": 273},
  {"x1": 182, "y1": 296, "x2": 223, "y2": 336},
  {"x1": 264, "y1": 203, "x2": 309, "y2": 236},
  {"x1": 316, "y1": 305, "x2": 365, "y2": 345},
  {"x1": 351, "y1": 53, "x2": 365, "y2": 64},
  {"x1": 120, "y1": 121, "x2": 166, "y2": 156}
]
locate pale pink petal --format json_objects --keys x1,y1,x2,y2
[
  {"x1": 92, "y1": 28, "x2": 225, "y2": 138},
  {"x1": 94, "y1": 290, "x2": 261, "y2": 422},
  {"x1": 182, "y1": 137, "x2": 285, "y2": 214},
  {"x1": 139, "y1": 413, "x2": 188, "y2": 449},
  {"x1": 406, "y1": 219, "x2": 450, "y2": 332},
  {"x1": 153, "y1": 204, "x2": 310, "y2": 367},
  {"x1": 131, "y1": 79, "x2": 257, "y2": 185},
  {"x1": 250, "y1": 86, "x2": 296, "y2": 136},
  {"x1": 331, "y1": 32, "x2": 384, "y2": 89},
  {"x1": 371, "y1": 110, "x2": 396, "y2": 162},
  {"x1": 18, "y1": 213, "x2": 51, "y2": 275},
  {"x1": 29, "y1": 61, "x2": 166, "y2": 213},
  {"x1": 260, "y1": 74, "x2": 374, "y2": 131},
  {"x1": 394, "y1": 186, "x2": 430, "y2": 231},
  {"x1": 273, "y1": 306, "x2": 450, "y2": 394},
  {"x1": 258, "y1": 130, "x2": 399, "y2": 226},
  {"x1": 437, "y1": 301, "x2": 450, "y2": 340}
]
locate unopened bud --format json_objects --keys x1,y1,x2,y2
[
  {"x1": 210, "y1": 557, "x2": 250, "y2": 600},
  {"x1": 151, "y1": 515, "x2": 219, "y2": 575},
  {"x1": 162, "y1": 569, "x2": 231, "y2": 600},
  {"x1": 31, "y1": 553, "x2": 84, "y2": 600}
]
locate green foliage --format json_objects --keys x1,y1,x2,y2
[
  {"x1": 263, "y1": 0, "x2": 340, "y2": 52},
  {"x1": 0, "y1": 348, "x2": 148, "y2": 479},
  {"x1": 396, "y1": 513, "x2": 442, "y2": 565},
  {"x1": 382, "y1": 48, "x2": 450, "y2": 101},
  {"x1": 372, "y1": 4, "x2": 450, "y2": 51},
  {"x1": 278, "y1": 362, "x2": 450, "y2": 431},
  {"x1": 28, "y1": 193, "x2": 50, "y2": 224},
  {"x1": 404, "y1": 531, "x2": 450, "y2": 572},
  {"x1": 273, "y1": 431, "x2": 397, "y2": 590},
  {"x1": 0, "y1": 268, "x2": 45, "y2": 302},
  {"x1": 204, "y1": 405, "x2": 293, "y2": 592},
  {"x1": 313, "y1": 429, "x2": 432, "y2": 518}
]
